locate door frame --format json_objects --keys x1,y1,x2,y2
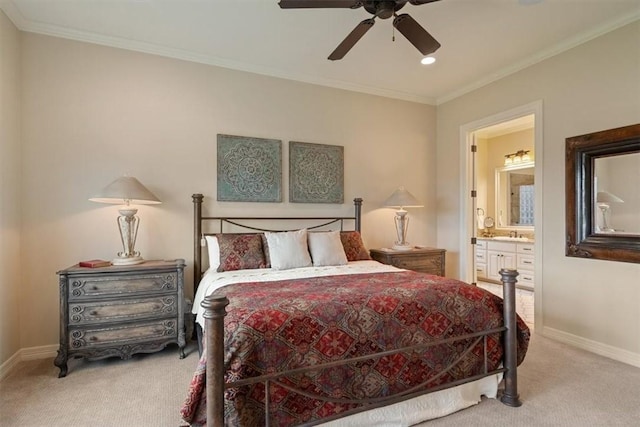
[{"x1": 458, "y1": 100, "x2": 544, "y2": 330}]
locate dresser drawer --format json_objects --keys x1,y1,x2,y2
[
  {"x1": 476, "y1": 250, "x2": 487, "y2": 262},
  {"x1": 68, "y1": 319, "x2": 178, "y2": 350},
  {"x1": 68, "y1": 272, "x2": 178, "y2": 301},
  {"x1": 69, "y1": 295, "x2": 178, "y2": 325},
  {"x1": 476, "y1": 240, "x2": 488, "y2": 250},
  {"x1": 476, "y1": 263, "x2": 487, "y2": 278},
  {"x1": 517, "y1": 270, "x2": 535, "y2": 287},
  {"x1": 517, "y1": 243, "x2": 534, "y2": 254},
  {"x1": 517, "y1": 254, "x2": 535, "y2": 270}
]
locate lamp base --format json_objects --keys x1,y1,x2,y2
[
  {"x1": 392, "y1": 243, "x2": 414, "y2": 251},
  {"x1": 112, "y1": 255, "x2": 144, "y2": 265}
]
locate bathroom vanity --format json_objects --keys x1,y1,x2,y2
[{"x1": 476, "y1": 238, "x2": 534, "y2": 290}]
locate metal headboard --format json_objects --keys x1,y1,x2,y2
[{"x1": 192, "y1": 194, "x2": 363, "y2": 292}]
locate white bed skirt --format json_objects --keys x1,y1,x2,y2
[{"x1": 320, "y1": 373, "x2": 502, "y2": 427}]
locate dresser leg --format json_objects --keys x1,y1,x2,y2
[{"x1": 54, "y1": 348, "x2": 68, "y2": 378}]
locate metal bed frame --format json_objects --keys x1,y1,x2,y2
[{"x1": 191, "y1": 193, "x2": 521, "y2": 426}]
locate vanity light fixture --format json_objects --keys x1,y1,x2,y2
[
  {"x1": 383, "y1": 186, "x2": 423, "y2": 251},
  {"x1": 90, "y1": 175, "x2": 161, "y2": 265},
  {"x1": 504, "y1": 150, "x2": 532, "y2": 166}
]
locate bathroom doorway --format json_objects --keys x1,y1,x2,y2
[{"x1": 459, "y1": 101, "x2": 543, "y2": 330}]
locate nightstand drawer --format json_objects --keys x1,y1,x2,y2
[
  {"x1": 370, "y1": 248, "x2": 445, "y2": 276},
  {"x1": 394, "y1": 256, "x2": 438, "y2": 271},
  {"x1": 69, "y1": 295, "x2": 178, "y2": 325},
  {"x1": 68, "y1": 319, "x2": 178, "y2": 350},
  {"x1": 68, "y1": 272, "x2": 178, "y2": 301}
]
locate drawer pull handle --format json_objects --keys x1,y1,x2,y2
[
  {"x1": 523, "y1": 260, "x2": 532, "y2": 265},
  {"x1": 523, "y1": 276, "x2": 533, "y2": 280}
]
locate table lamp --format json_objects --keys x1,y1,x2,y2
[
  {"x1": 596, "y1": 190, "x2": 624, "y2": 232},
  {"x1": 90, "y1": 176, "x2": 161, "y2": 265},
  {"x1": 383, "y1": 186, "x2": 423, "y2": 250}
]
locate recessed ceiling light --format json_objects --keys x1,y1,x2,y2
[{"x1": 421, "y1": 56, "x2": 436, "y2": 65}]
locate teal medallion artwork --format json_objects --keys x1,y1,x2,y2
[
  {"x1": 289, "y1": 141, "x2": 344, "y2": 204},
  {"x1": 217, "y1": 134, "x2": 282, "y2": 202}
]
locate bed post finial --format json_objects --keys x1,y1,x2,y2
[
  {"x1": 202, "y1": 294, "x2": 230, "y2": 427},
  {"x1": 499, "y1": 268, "x2": 522, "y2": 407},
  {"x1": 353, "y1": 198, "x2": 363, "y2": 232}
]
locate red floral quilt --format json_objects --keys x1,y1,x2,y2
[{"x1": 181, "y1": 271, "x2": 530, "y2": 426}]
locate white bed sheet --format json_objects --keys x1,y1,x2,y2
[
  {"x1": 319, "y1": 373, "x2": 501, "y2": 427},
  {"x1": 192, "y1": 260, "x2": 401, "y2": 328}
]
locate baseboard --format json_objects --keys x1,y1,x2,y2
[
  {"x1": 542, "y1": 326, "x2": 640, "y2": 368},
  {"x1": 0, "y1": 344, "x2": 58, "y2": 381},
  {"x1": 0, "y1": 351, "x2": 22, "y2": 381}
]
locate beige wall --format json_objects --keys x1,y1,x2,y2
[
  {"x1": 0, "y1": 11, "x2": 22, "y2": 365},
  {"x1": 12, "y1": 33, "x2": 436, "y2": 352},
  {"x1": 477, "y1": 129, "x2": 534, "y2": 224},
  {"x1": 437, "y1": 21, "x2": 640, "y2": 359}
]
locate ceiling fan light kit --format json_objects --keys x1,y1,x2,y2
[{"x1": 279, "y1": 0, "x2": 442, "y2": 60}]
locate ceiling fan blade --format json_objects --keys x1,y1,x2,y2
[
  {"x1": 328, "y1": 18, "x2": 375, "y2": 60},
  {"x1": 393, "y1": 13, "x2": 441, "y2": 56},
  {"x1": 278, "y1": 0, "x2": 362, "y2": 8},
  {"x1": 408, "y1": 0, "x2": 441, "y2": 5}
]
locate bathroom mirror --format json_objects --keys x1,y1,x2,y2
[
  {"x1": 495, "y1": 163, "x2": 535, "y2": 230},
  {"x1": 566, "y1": 123, "x2": 640, "y2": 263}
]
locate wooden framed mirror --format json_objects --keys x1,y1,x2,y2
[{"x1": 566, "y1": 123, "x2": 640, "y2": 263}]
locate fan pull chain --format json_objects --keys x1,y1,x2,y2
[{"x1": 392, "y1": 25, "x2": 395, "y2": 42}]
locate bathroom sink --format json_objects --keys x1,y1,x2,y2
[{"x1": 492, "y1": 236, "x2": 531, "y2": 242}]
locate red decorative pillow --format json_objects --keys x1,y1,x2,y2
[
  {"x1": 340, "y1": 231, "x2": 371, "y2": 261},
  {"x1": 216, "y1": 234, "x2": 266, "y2": 272}
]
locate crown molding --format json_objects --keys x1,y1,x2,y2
[
  {"x1": 0, "y1": 0, "x2": 436, "y2": 105},
  {"x1": 2, "y1": 0, "x2": 637, "y2": 107},
  {"x1": 436, "y1": 11, "x2": 640, "y2": 105}
]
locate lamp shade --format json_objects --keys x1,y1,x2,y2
[
  {"x1": 90, "y1": 176, "x2": 161, "y2": 205},
  {"x1": 383, "y1": 186, "x2": 423, "y2": 209},
  {"x1": 596, "y1": 191, "x2": 624, "y2": 204}
]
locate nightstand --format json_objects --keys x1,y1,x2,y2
[
  {"x1": 54, "y1": 259, "x2": 186, "y2": 377},
  {"x1": 370, "y1": 247, "x2": 446, "y2": 276}
]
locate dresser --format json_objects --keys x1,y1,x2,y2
[
  {"x1": 54, "y1": 260, "x2": 186, "y2": 377},
  {"x1": 370, "y1": 247, "x2": 446, "y2": 276}
]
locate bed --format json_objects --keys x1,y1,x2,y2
[{"x1": 181, "y1": 194, "x2": 529, "y2": 426}]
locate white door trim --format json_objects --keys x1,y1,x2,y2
[{"x1": 459, "y1": 100, "x2": 544, "y2": 331}]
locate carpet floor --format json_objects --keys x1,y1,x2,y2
[{"x1": 1, "y1": 333, "x2": 639, "y2": 426}]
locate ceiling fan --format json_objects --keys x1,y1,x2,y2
[{"x1": 278, "y1": 0, "x2": 442, "y2": 60}]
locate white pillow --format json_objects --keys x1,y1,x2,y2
[
  {"x1": 308, "y1": 231, "x2": 348, "y2": 267},
  {"x1": 204, "y1": 235, "x2": 220, "y2": 271},
  {"x1": 264, "y1": 229, "x2": 312, "y2": 270}
]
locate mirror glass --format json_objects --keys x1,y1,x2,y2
[
  {"x1": 495, "y1": 163, "x2": 534, "y2": 229},
  {"x1": 593, "y1": 153, "x2": 640, "y2": 235}
]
